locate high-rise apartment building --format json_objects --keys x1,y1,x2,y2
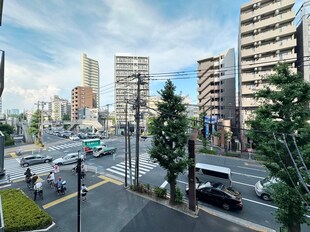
[
  {"x1": 197, "y1": 48, "x2": 236, "y2": 128},
  {"x1": 80, "y1": 53, "x2": 100, "y2": 108},
  {"x1": 71, "y1": 86, "x2": 96, "y2": 120},
  {"x1": 114, "y1": 53, "x2": 149, "y2": 135},
  {"x1": 238, "y1": 0, "x2": 297, "y2": 129},
  {"x1": 296, "y1": 0, "x2": 310, "y2": 82},
  {"x1": 50, "y1": 95, "x2": 69, "y2": 121}
]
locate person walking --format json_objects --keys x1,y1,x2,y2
[
  {"x1": 47, "y1": 171, "x2": 55, "y2": 188},
  {"x1": 81, "y1": 184, "x2": 88, "y2": 201},
  {"x1": 33, "y1": 181, "x2": 43, "y2": 201},
  {"x1": 54, "y1": 164, "x2": 60, "y2": 174}
]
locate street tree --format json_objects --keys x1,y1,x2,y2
[
  {"x1": 149, "y1": 80, "x2": 190, "y2": 204},
  {"x1": 247, "y1": 63, "x2": 310, "y2": 232},
  {"x1": 28, "y1": 110, "x2": 40, "y2": 143}
]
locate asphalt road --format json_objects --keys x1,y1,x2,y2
[
  {"x1": 5, "y1": 133, "x2": 309, "y2": 232},
  {"x1": 3, "y1": 169, "x2": 258, "y2": 232}
]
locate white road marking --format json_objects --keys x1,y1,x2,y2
[
  {"x1": 232, "y1": 171, "x2": 265, "y2": 179},
  {"x1": 160, "y1": 180, "x2": 168, "y2": 188},
  {"x1": 236, "y1": 166, "x2": 267, "y2": 172},
  {"x1": 242, "y1": 197, "x2": 278, "y2": 209},
  {"x1": 232, "y1": 181, "x2": 255, "y2": 187}
]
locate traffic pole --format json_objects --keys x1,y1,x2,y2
[{"x1": 77, "y1": 153, "x2": 82, "y2": 232}]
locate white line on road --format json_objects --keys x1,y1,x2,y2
[
  {"x1": 236, "y1": 166, "x2": 267, "y2": 172},
  {"x1": 232, "y1": 181, "x2": 255, "y2": 187},
  {"x1": 232, "y1": 171, "x2": 265, "y2": 179},
  {"x1": 160, "y1": 180, "x2": 168, "y2": 188},
  {"x1": 176, "y1": 180, "x2": 187, "y2": 185},
  {"x1": 242, "y1": 197, "x2": 278, "y2": 209}
]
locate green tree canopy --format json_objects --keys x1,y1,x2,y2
[
  {"x1": 149, "y1": 80, "x2": 190, "y2": 204},
  {"x1": 28, "y1": 110, "x2": 40, "y2": 140},
  {"x1": 247, "y1": 63, "x2": 310, "y2": 232}
]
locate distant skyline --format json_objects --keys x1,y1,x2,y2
[{"x1": 0, "y1": 0, "x2": 304, "y2": 113}]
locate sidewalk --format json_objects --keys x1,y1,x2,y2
[{"x1": 4, "y1": 143, "x2": 42, "y2": 158}]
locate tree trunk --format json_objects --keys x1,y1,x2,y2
[
  {"x1": 169, "y1": 178, "x2": 176, "y2": 204},
  {"x1": 288, "y1": 221, "x2": 300, "y2": 232}
]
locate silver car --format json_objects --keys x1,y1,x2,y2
[
  {"x1": 53, "y1": 153, "x2": 85, "y2": 165},
  {"x1": 20, "y1": 154, "x2": 53, "y2": 167},
  {"x1": 255, "y1": 176, "x2": 279, "y2": 201}
]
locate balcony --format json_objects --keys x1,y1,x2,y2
[
  {"x1": 255, "y1": 25, "x2": 295, "y2": 42},
  {"x1": 240, "y1": 0, "x2": 294, "y2": 22},
  {"x1": 254, "y1": 39, "x2": 296, "y2": 54},
  {"x1": 254, "y1": 11, "x2": 295, "y2": 30}
]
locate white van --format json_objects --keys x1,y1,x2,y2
[{"x1": 195, "y1": 163, "x2": 232, "y2": 187}]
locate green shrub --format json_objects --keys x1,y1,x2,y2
[
  {"x1": 4, "y1": 138, "x2": 14, "y2": 146},
  {"x1": 154, "y1": 187, "x2": 167, "y2": 199},
  {"x1": 175, "y1": 187, "x2": 183, "y2": 204},
  {"x1": 199, "y1": 148, "x2": 217, "y2": 155},
  {"x1": 0, "y1": 189, "x2": 52, "y2": 232},
  {"x1": 224, "y1": 152, "x2": 241, "y2": 158}
]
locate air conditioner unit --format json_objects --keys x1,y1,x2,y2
[
  {"x1": 259, "y1": 54, "x2": 262, "y2": 58},
  {"x1": 254, "y1": 42, "x2": 257, "y2": 46},
  {"x1": 275, "y1": 23, "x2": 279, "y2": 28},
  {"x1": 254, "y1": 54, "x2": 258, "y2": 58},
  {"x1": 254, "y1": 17, "x2": 257, "y2": 21},
  {"x1": 257, "y1": 2, "x2": 261, "y2": 7},
  {"x1": 275, "y1": 9, "x2": 279, "y2": 15},
  {"x1": 276, "y1": 36, "x2": 280, "y2": 41},
  {"x1": 258, "y1": 15, "x2": 261, "y2": 20},
  {"x1": 258, "y1": 41, "x2": 261, "y2": 45},
  {"x1": 254, "y1": 29, "x2": 258, "y2": 34},
  {"x1": 253, "y1": 3, "x2": 257, "y2": 8}
]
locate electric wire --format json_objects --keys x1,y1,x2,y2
[{"x1": 282, "y1": 134, "x2": 310, "y2": 195}]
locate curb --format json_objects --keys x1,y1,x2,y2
[{"x1": 198, "y1": 204, "x2": 276, "y2": 232}]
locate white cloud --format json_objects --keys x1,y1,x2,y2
[{"x1": 1, "y1": 0, "x2": 246, "y2": 113}]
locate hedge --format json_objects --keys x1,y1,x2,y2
[{"x1": 0, "y1": 189, "x2": 52, "y2": 232}]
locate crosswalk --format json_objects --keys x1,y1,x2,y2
[
  {"x1": 106, "y1": 153, "x2": 158, "y2": 180},
  {"x1": 47, "y1": 141, "x2": 82, "y2": 151},
  {"x1": 4, "y1": 158, "x2": 53, "y2": 182}
]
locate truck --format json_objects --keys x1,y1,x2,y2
[
  {"x1": 82, "y1": 138, "x2": 101, "y2": 154},
  {"x1": 93, "y1": 145, "x2": 117, "y2": 158}
]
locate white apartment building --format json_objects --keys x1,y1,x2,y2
[
  {"x1": 50, "y1": 95, "x2": 69, "y2": 121},
  {"x1": 114, "y1": 53, "x2": 149, "y2": 135},
  {"x1": 238, "y1": 0, "x2": 297, "y2": 129},
  {"x1": 81, "y1": 53, "x2": 100, "y2": 109}
]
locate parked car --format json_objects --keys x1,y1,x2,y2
[
  {"x1": 186, "y1": 182, "x2": 243, "y2": 211},
  {"x1": 20, "y1": 154, "x2": 53, "y2": 167},
  {"x1": 69, "y1": 135, "x2": 80, "y2": 141},
  {"x1": 78, "y1": 133, "x2": 87, "y2": 139},
  {"x1": 255, "y1": 176, "x2": 279, "y2": 201},
  {"x1": 53, "y1": 153, "x2": 85, "y2": 165}
]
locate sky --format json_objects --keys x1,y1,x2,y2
[{"x1": 0, "y1": 0, "x2": 304, "y2": 113}]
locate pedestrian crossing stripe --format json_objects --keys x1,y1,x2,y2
[{"x1": 47, "y1": 142, "x2": 82, "y2": 151}]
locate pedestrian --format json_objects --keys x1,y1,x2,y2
[
  {"x1": 33, "y1": 181, "x2": 43, "y2": 201},
  {"x1": 81, "y1": 165, "x2": 86, "y2": 179},
  {"x1": 47, "y1": 171, "x2": 55, "y2": 188},
  {"x1": 81, "y1": 184, "x2": 88, "y2": 201},
  {"x1": 54, "y1": 163, "x2": 60, "y2": 174}
]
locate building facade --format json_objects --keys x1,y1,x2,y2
[
  {"x1": 197, "y1": 48, "x2": 236, "y2": 130},
  {"x1": 296, "y1": 0, "x2": 310, "y2": 82},
  {"x1": 238, "y1": 0, "x2": 297, "y2": 131},
  {"x1": 114, "y1": 53, "x2": 149, "y2": 135},
  {"x1": 80, "y1": 53, "x2": 100, "y2": 109},
  {"x1": 71, "y1": 86, "x2": 96, "y2": 120},
  {"x1": 50, "y1": 95, "x2": 69, "y2": 121}
]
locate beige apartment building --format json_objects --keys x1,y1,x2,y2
[
  {"x1": 238, "y1": 0, "x2": 297, "y2": 130},
  {"x1": 71, "y1": 86, "x2": 96, "y2": 120},
  {"x1": 80, "y1": 53, "x2": 100, "y2": 109},
  {"x1": 197, "y1": 48, "x2": 236, "y2": 130},
  {"x1": 114, "y1": 53, "x2": 149, "y2": 135}
]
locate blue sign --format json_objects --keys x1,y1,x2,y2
[{"x1": 204, "y1": 116, "x2": 218, "y2": 137}]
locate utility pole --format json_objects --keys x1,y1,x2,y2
[
  {"x1": 135, "y1": 73, "x2": 141, "y2": 188},
  {"x1": 105, "y1": 104, "x2": 112, "y2": 136},
  {"x1": 124, "y1": 101, "x2": 128, "y2": 187},
  {"x1": 77, "y1": 152, "x2": 82, "y2": 232},
  {"x1": 128, "y1": 121, "x2": 133, "y2": 185}
]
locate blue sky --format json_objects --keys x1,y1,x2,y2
[{"x1": 0, "y1": 0, "x2": 304, "y2": 113}]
